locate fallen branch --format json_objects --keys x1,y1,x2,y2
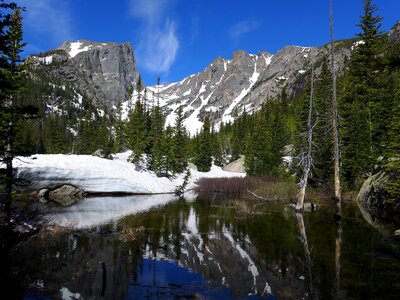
[{"x1": 247, "y1": 189, "x2": 270, "y2": 201}]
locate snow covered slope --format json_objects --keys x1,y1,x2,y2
[
  {"x1": 13, "y1": 152, "x2": 244, "y2": 194},
  {"x1": 134, "y1": 44, "x2": 351, "y2": 135}
]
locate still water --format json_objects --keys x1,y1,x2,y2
[{"x1": 9, "y1": 195, "x2": 400, "y2": 299}]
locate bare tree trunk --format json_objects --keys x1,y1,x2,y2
[
  {"x1": 296, "y1": 67, "x2": 316, "y2": 210},
  {"x1": 330, "y1": 0, "x2": 342, "y2": 216}
]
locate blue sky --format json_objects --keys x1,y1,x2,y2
[{"x1": 20, "y1": 0, "x2": 400, "y2": 85}]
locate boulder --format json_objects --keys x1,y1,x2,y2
[
  {"x1": 358, "y1": 169, "x2": 400, "y2": 224},
  {"x1": 92, "y1": 149, "x2": 112, "y2": 159},
  {"x1": 358, "y1": 170, "x2": 390, "y2": 208},
  {"x1": 38, "y1": 189, "x2": 49, "y2": 203},
  {"x1": 188, "y1": 162, "x2": 198, "y2": 171},
  {"x1": 223, "y1": 156, "x2": 245, "y2": 173},
  {"x1": 48, "y1": 185, "x2": 85, "y2": 206}
]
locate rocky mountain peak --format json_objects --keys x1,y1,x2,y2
[
  {"x1": 141, "y1": 40, "x2": 352, "y2": 135},
  {"x1": 30, "y1": 39, "x2": 139, "y2": 109}
]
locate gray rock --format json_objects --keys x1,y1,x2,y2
[
  {"x1": 389, "y1": 21, "x2": 400, "y2": 43},
  {"x1": 29, "y1": 39, "x2": 139, "y2": 110},
  {"x1": 38, "y1": 189, "x2": 49, "y2": 203},
  {"x1": 358, "y1": 169, "x2": 400, "y2": 223},
  {"x1": 223, "y1": 156, "x2": 245, "y2": 173},
  {"x1": 395, "y1": 229, "x2": 400, "y2": 236},
  {"x1": 358, "y1": 170, "x2": 390, "y2": 208},
  {"x1": 93, "y1": 149, "x2": 112, "y2": 159},
  {"x1": 48, "y1": 185, "x2": 85, "y2": 206}
]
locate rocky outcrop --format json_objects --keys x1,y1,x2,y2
[
  {"x1": 29, "y1": 40, "x2": 139, "y2": 110},
  {"x1": 48, "y1": 185, "x2": 85, "y2": 206},
  {"x1": 92, "y1": 149, "x2": 112, "y2": 159},
  {"x1": 358, "y1": 169, "x2": 400, "y2": 224},
  {"x1": 223, "y1": 156, "x2": 245, "y2": 173},
  {"x1": 389, "y1": 21, "x2": 400, "y2": 43}
]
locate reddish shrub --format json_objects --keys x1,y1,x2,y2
[{"x1": 194, "y1": 176, "x2": 280, "y2": 194}]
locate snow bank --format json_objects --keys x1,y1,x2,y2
[{"x1": 13, "y1": 152, "x2": 245, "y2": 194}]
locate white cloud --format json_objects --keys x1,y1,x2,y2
[
  {"x1": 129, "y1": 0, "x2": 179, "y2": 75},
  {"x1": 230, "y1": 19, "x2": 261, "y2": 41},
  {"x1": 20, "y1": 0, "x2": 73, "y2": 44},
  {"x1": 137, "y1": 20, "x2": 179, "y2": 74}
]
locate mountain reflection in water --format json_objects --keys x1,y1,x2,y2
[{"x1": 4, "y1": 195, "x2": 400, "y2": 299}]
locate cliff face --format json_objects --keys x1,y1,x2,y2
[
  {"x1": 389, "y1": 21, "x2": 400, "y2": 43},
  {"x1": 30, "y1": 40, "x2": 140, "y2": 109}
]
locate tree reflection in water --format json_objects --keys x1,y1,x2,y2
[
  {"x1": 3, "y1": 196, "x2": 400, "y2": 299},
  {"x1": 295, "y1": 212, "x2": 315, "y2": 300}
]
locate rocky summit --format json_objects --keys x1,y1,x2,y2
[{"x1": 29, "y1": 39, "x2": 140, "y2": 110}]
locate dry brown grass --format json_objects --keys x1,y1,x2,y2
[
  {"x1": 195, "y1": 176, "x2": 280, "y2": 194},
  {"x1": 195, "y1": 176, "x2": 333, "y2": 204}
]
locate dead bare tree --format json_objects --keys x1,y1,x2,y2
[
  {"x1": 330, "y1": 0, "x2": 342, "y2": 216},
  {"x1": 296, "y1": 66, "x2": 316, "y2": 210}
]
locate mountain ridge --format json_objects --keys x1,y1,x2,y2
[{"x1": 26, "y1": 19, "x2": 400, "y2": 135}]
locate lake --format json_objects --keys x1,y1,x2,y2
[{"x1": 5, "y1": 194, "x2": 400, "y2": 299}]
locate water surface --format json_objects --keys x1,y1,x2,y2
[{"x1": 7, "y1": 195, "x2": 400, "y2": 299}]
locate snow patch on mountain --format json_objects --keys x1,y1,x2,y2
[
  {"x1": 69, "y1": 41, "x2": 92, "y2": 58},
  {"x1": 222, "y1": 61, "x2": 260, "y2": 123}
]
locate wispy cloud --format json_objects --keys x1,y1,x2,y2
[
  {"x1": 229, "y1": 19, "x2": 261, "y2": 41},
  {"x1": 129, "y1": 0, "x2": 179, "y2": 75},
  {"x1": 138, "y1": 20, "x2": 179, "y2": 74},
  {"x1": 20, "y1": 0, "x2": 73, "y2": 44}
]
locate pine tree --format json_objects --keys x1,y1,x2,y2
[
  {"x1": 245, "y1": 113, "x2": 270, "y2": 176},
  {"x1": 148, "y1": 96, "x2": 165, "y2": 174},
  {"x1": 112, "y1": 100, "x2": 126, "y2": 153},
  {"x1": 341, "y1": 0, "x2": 384, "y2": 188},
  {"x1": 162, "y1": 125, "x2": 175, "y2": 176},
  {"x1": 172, "y1": 105, "x2": 188, "y2": 173},
  {"x1": 0, "y1": 4, "x2": 36, "y2": 227},
  {"x1": 126, "y1": 97, "x2": 148, "y2": 163},
  {"x1": 385, "y1": 73, "x2": 400, "y2": 202},
  {"x1": 195, "y1": 115, "x2": 212, "y2": 172}
]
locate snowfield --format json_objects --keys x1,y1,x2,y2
[{"x1": 13, "y1": 151, "x2": 245, "y2": 194}]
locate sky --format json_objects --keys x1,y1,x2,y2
[{"x1": 19, "y1": 0, "x2": 400, "y2": 86}]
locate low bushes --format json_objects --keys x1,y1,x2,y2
[
  {"x1": 195, "y1": 176, "x2": 332, "y2": 203},
  {"x1": 195, "y1": 176, "x2": 280, "y2": 195}
]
